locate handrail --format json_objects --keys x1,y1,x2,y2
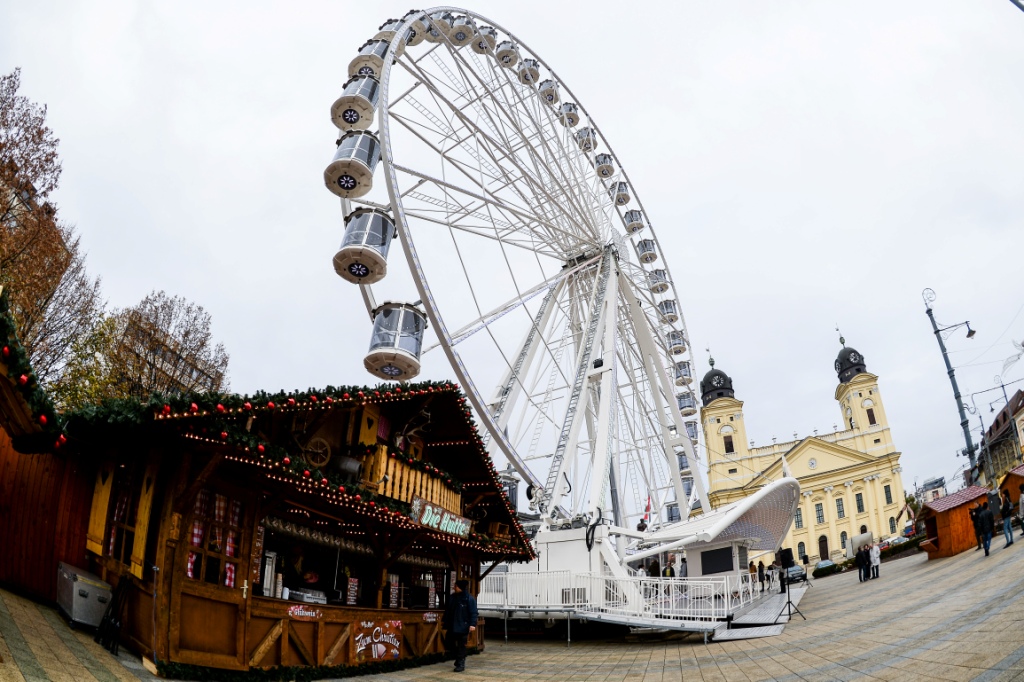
[{"x1": 479, "y1": 569, "x2": 781, "y2": 625}]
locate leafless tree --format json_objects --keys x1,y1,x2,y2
[{"x1": 111, "y1": 291, "x2": 230, "y2": 398}]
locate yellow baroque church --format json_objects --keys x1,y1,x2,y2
[{"x1": 698, "y1": 341, "x2": 906, "y2": 565}]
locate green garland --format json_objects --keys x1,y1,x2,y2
[
  {"x1": 157, "y1": 648, "x2": 479, "y2": 681},
  {"x1": 0, "y1": 289, "x2": 62, "y2": 451}
]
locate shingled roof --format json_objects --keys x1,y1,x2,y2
[{"x1": 923, "y1": 485, "x2": 990, "y2": 514}]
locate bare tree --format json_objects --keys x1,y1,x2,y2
[
  {"x1": 111, "y1": 291, "x2": 230, "y2": 398},
  {"x1": 1, "y1": 68, "x2": 104, "y2": 387}
]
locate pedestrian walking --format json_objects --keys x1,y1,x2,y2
[
  {"x1": 679, "y1": 556, "x2": 687, "y2": 578},
  {"x1": 757, "y1": 560, "x2": 765, "y2": 593},
  {"x1": 870, "y1": 542, "x2": 881, "y2": 579},
  {"x1": 1001, "y1": 490, "x2": 1015, "y2": 547},
  {"x1": 443, "y1": 579, "x2": 478, "y2": 673},
  {"x1": 979, "y1": 501, "x2": 996, "y2": 557},
  {"x1": 855, "y1": 545, "x2": 867, "y2": 582},
  {"x1": 971, "y1": 505, "x2": 983, "y2": 551}
]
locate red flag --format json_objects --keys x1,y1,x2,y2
[{"x1": 643, "y1": 496, "x2": 651, "y2": 521}]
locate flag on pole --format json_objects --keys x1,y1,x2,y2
[{"x1": 643, "y1": 496, "x2": 651, "y2": 521}]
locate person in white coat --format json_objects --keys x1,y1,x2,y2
[{"x1": 869, "y1": 542, "x2": 881, "y2": 579}]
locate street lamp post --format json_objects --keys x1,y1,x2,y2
[{"x1": 922, "y1": 289, "x2": 978, "y2": 480}]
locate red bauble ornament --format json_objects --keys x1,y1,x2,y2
[
  {"x1": 325, "y1": 396, "x2": 334, "y2": 404},
  {"x1": 18, "y1": 374, "x2": 28, "y2": 386},
  {"x1": 369, "y1": 501, "x2": 375, "y2": 507},
  {"x1": 39, "y1": 415, "x2": 47, "y2": 426},
  {"x1": 385, "y1": 391, "x2": 392, "y2": 398},
  {"x1": 343, "y1": 393, "x2": 350, "y2": 400},
  {"x1": 54, "y1": 440, "x2": 61, "y2": 449},
  {"x1": 257, "y1": 444, "x2": 265, "y2": 454},
  {"x1": 282, "y1": 456, "x2": 291, "y2": 465},
  {"x1": 216, "y1": 404, "x2": 225, "y2": 413},
  {"x1": 374, "y1": 391, "x2": 380, "y2": 397},
  {"x1": 394, "y1": 387, "x2": 401, "y2": 394},
  {"x1": 243, "y1": 401, "x2": 252, "y2": 411},
  {"x1": 1, "y1": 345, "x2": 8, "y2": 358},
  {"x1": 287, "y1": 398, "x2": 296, "y2": 406},
  {"x1": 267, "y1": 401, "x2": 276, "y2": 409},
  {"x1": 220, "y1": 431, "x2": 228, "y2": 440},
  {"x1": 321, "y1": 477, "x2": 329, "y2": 485},
  {"x1": 357, "y1": 391, "x2": 364, "y2": 398},
  {"x1": 58, "y1": 434, "x2": 67, "y2": 444},
  {"x1": 162, "y1": 404, "x2": 171, "y2": 415},
  {"x1": 303, "y1": 469, "x2": 311, "y2": 478},
  {"x1": 354, "y1": 494, "x2": 361, "y2": 502},
  {"x1": 338, "y1": 486, "x2": 346, "y2": 494},
  {"x1": 310, "y1": 395, "x2": 318, "y2": 402},
  {"x1": 190, "y1": 403, "x2": 199, "y2": 413},
  {"x1": 389, "y1": 452, "x2": 396, "y2": 458}
]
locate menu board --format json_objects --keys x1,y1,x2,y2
[{"x1": 346, "y1": 578, "x2": 359, "y2": 606}]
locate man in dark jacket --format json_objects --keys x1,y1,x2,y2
[
  {"x1": 855, "y1": 546, "x2": 866, "y2": 582},
  {"x1": 444, "y1": 579, "x2": 478, "y2": 673},
  {"x1": 979, "y1": 501, "x2": 996, "y2": 556}
]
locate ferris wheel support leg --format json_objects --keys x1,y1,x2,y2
[
  {"x1": 542, "y1": 253, "x2": 613, "y2": 526},
  {"x1": 585, "y1": 265, "x2": 619, "y2": 519},
  {"x1": 619, "y1": 277, "x2": 710, "y2": 515}
]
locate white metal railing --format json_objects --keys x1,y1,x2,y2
[{"x1": 479, "y1": 570, "x2": 781, "y2": 626}]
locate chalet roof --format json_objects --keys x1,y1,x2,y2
[{"x1": 923, "y1": 486, "x2": 989, "y2": 514}]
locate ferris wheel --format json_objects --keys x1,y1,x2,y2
[{"x1": 323, "y1": 7, "x2": 709, "y2": 534}]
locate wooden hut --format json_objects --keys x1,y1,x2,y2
[
  {"x1": 1000, "y1": 463, "x2": 1024, "y2": 511},
  {"x1": 0, "y1": 292, "x2": 533, "y2": 676},
  {"x1": 918, "y1": 486, "x2": 990, "y2": 559}
]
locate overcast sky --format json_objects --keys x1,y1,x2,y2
[{"x1": 2, "y1": 1, "x2": 1023, "y2": 498}]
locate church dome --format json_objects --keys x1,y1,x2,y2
[
  {"x1": 700, "y1": 359, "x2": 735, "y2": 406},
  {"x1": 835, "y1": 341, "x2": 867, "y2": 383}
]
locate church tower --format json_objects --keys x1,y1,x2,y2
[
  {"x1": 833, "y1": 337, "x2": 894, "y2": 454},
  {"x1": 699, "y1": 359, "x2": 752, "y2": 493}
]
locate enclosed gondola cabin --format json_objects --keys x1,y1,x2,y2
[
  {"x1": 495, "y1": 41, "x2": 520, "y2": 68},
  {"x1": 674, "y1": 360, "x2": 693, "y2": 385},
  {"x1": 333, "y1": 208, "x2": 395, "y2": 284},
  {"x1": 426, "y1": 11, "x2": 454, "y2": 42},
  {"x1": 538, "y1": 79, "x2": 559, "y2": 105},
  {"x1": 636, "y1": 239, "x2": 657, "y2": 263},
  {"x1": 658, "y1": 299, "x2": 679, "y2": 324},
  {"x1": 667, "y1": 330, "x2": 687, "y2": 355},
  {"x1": 402, "y1": 10, "x2": 429, "y2": 45},
  {"x1": 685, "y1": 420, "x2": 700, "y2": 442},
  {"x1": 623, "y1": 210, "x2": 645, "y2": 234},
  {"x1": 331, "y1": 75, "x2": 380, "y2": 131},
  {"x1": 594, "y1": 153, "x2": 615, "y2": 178},
  {"x1": 448, "y1": 16, "x2": 476, "y2": 46},
  {"x1": 364, "y1": 302, "x2": 428, "y2": 380},
  {"x1": 348, "y1": 39, "x2": 392, "y2": 79},
  {"x1": 648, "y1": 269, "x2": 670, "y2": 294},
  {"x1": 472, "y1": 26, "x2": 497, "y2": 53},
  {"x1": 374, "y1": 19, "x2": 414, "y2": 52},
  {"x1": 558, "y1": 103, "x2": 579, "y2": 127},
  {"x1": 576, "y1": 127, "x2": 598, "y2": 153},
  {"x1": 517, "y1": 58, "x2": 539, "y2": 85},
  {"x1": 610, "y1": 181, "x2": 630, "y2": 206},
  {"x1": 324, "y1": 131, "x2": 381, "y2": 199},
  {"x1": 677, "y1": 392, "x2": 698, "y2": 417}
]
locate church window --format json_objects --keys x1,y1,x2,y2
[
  {"x1": 884, "y1": 485, "x2": 893, "y2": 505},
  {"x1": 716, "y1": 418, "x2": 721, "y2": 424},
  {"x1": 869, "y1": 390, "x2": 873, "y2": 395},
  {"x1": 855, "y1": 492, "x2": 864, "y2": 514},
  {"x1": 867, "y1": 408, "x2": 877, "y2": 426},
  {"x1": 724, "y1": 435, "x2": 734, "y2": 454},
  {"x1": 874, "y1": 439, "x2": 881, "y2": 444},
  {"x1": 849, "y1": 418, "x2": 855, "y2": 429},
  {"x1": 860, "y1": 524, "x2": 868, "y2": 534},
  {"x1": 815, "y1": 503, "x2": 824, "y2": 525},
  {"x1": 836, "y1": 498, "x2": 845, "y2": 519},
  {"x1": 794, "y1": 509, "x2": 803, "y2": 529},
  {"x1": 889, "y1": 517, "x2": 897, "y2": 534},
  {"x1": 841, "y1": 531, "x2": 848, "y2": 549},
  {"x1": 797, "y1": 542, "x2": 806, "y2": 559},
  {"x1": 728, "y1": 468, "x2": 738, "y2": 474}
]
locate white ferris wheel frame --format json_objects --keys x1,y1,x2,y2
[{"x1": 346, "y1": 6, "x2": 711, "y2": 533}]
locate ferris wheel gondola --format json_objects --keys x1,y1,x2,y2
[{"x1": 323, "y1": 7, "x2": 708, "y2": 538}]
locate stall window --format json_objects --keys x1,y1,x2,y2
[
  {"x1": 106, "y1": 464, "x2": 143, "y2": 568},
  {"x1": 186, "y1": 490, "x2": 244, "y2": 588}
]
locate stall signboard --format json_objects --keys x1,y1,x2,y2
[
  {"x1": 346, "y1": 578, "x2": 359, "y2": 606},
  {"x1": 287, "y1": 604, "x2": 323, "y2": 621},
  {"x1": 409, "y1": 496, "x2": 471, "y2": 538},
  {"x1": 355, "y1": 620, "x2": 402, "y2": 661}
]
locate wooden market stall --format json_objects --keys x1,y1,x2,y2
[
  {"x1": 1000, "y1": 464, "x2": 1024, "y2": 510},
  {"x1": 918, "y1": 486, "x2": 990, "y2": 560},
  {"x1": 0, "y1": 313, "x2": 534, "y2": 678}
]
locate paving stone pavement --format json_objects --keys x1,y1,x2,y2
[{"x1": 2, "y1": 537, "x2": 1024, "y2": 681}]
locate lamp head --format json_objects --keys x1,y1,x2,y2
[{"x1": 966, "y1": 323, "x2": 976, "y2": 339}]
